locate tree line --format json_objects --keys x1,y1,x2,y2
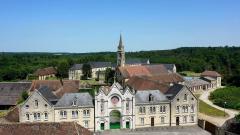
[{"x1": 0, "y1": 46, "x2": 239, "y2": 85}]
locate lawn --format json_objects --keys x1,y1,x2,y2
[
  {"x1": 210, "y1": 86, "x2": 240, "y2": 110},
  {"x1": 194, "y1": 94, "x2": 228, "y2": 117},
  {"x1": 199, "y1": 100, "x2": 227, "y2": 117}
]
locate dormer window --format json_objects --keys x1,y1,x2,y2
[
  {"x1": 72, "y1": 97, "x2": 77, "y2": 106},
  {"x1": 149, "y1": 94, "x2": 154, "y2": 102}
]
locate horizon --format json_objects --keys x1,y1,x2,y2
[{"x1": 0, "y1": 0, "x2": 240, "y2": 53}]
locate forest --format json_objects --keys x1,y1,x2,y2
[{"x1": 0, "y1": 46, "x2": 239, "y2": 85}]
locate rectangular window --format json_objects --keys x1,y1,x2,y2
[
  {"x1": 84, "y1": 120, "x2": 89, "y2": 128},
  {"x1": 191, "y1": 105, "x2": 194, "y2": 113},
  {"x1": 60, "y1": 111, "x2": 67, "y2": 119},
  {"x1": 191, "y1": 116, "x2": 194, "y2": 122},
  {"x1": 72, "y1": 110, "x2": 78, "y2": 119},
  {"x1": 83, "y1": 109, "x2": 90, "y2": 117},
  {"x1": 140, "y1": 118, "x2": 144, "y2": 125},
  {"x1": 176, "y1": 106, "x2": 179, "y2": 114},
  {"x1": 26, "y1": 113, "x2": 30, "y2": 120},
  {"x1": 183, "y1": 116, "x2": 187, "y2": 123},
  {"x1": 44, "y1": 113, "x2": 48, "y2": 120},
  {"x1": 126, "y1": 100, "x2": 130, "y2": 111},
  {"x1": 161, "y1": 117, "x2": 164, "y2": 124},
  {"x1": 34, "y1": 113, "x2": 40, "y2": 121}
]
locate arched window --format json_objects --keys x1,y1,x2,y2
[
  {"x1": 34, "y1": 100, "x2": 38, "y2": 107},
  {"x1": 126, "y1": 98, "x2": 130, "y2": 111},
  {"x1": 72, "y1": 96, "x2": 77, "y2": 106}
]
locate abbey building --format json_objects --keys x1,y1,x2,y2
[{"x1": 19, "y1": 35, "x2": 198, "y2": 131}]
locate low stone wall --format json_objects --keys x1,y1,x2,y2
[{"x1": 0, "y1": 122, "x2": 93, "y2": 135}]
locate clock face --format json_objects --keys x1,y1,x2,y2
[{"x1": 111, "y1": 96, "x2": 119, "y2": 104}]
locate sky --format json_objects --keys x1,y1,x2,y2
[{"x1": 0, "y1": 0, "x2": 240, "y2": 53}]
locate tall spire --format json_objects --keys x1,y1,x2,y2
[
  {"x1": 118, "y1": 34, "x2": 124, "y2": 49},
  {"x1": 117, "y1": 34, "x2": 125, "y2": 67}
]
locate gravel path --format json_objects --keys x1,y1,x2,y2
[{"x1": 199, "y1": 87, "x2": 239, "y2": 127}]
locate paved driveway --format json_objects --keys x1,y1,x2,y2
[
  {"x1": 96, "y1": 126, "x2": 211, "y2": 135},
  {"x1": 199, "y1": 87, "x2": 239, "y2": 127}
]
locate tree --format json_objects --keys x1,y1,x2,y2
[
  {"x1": 82, "y1": 63, "x2": 92, "y2": 80},
  {"x1": 105, "y1": 68, "x2": 115, "y2": 84},
  {"x1": 56, "y1": 60, "x2": 69, "y2": 79}
]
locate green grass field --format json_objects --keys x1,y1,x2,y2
[{"x1": 194, "y1": 94, "x2": 228, "y2": 117}]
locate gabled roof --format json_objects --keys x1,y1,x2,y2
[
  {"x1": 69, "y1": 64, "x2": 83, "y2": 70},
  {"x1": 162, "y1": 64, "x2": 175, "y2": 72},
  {"x1": 34, "y1": 67, "x2": 57, "y2": 76},
  {"x1": 55, "y1": 92, "x2": 93, "y2": 107},
  {"x1": 201, "y1": 70, "x2": 221, "y2": 77},
  {"x1": 97, "y1": 82, "x2": 132, "y2": 96},
  {"x1": 135, "y1": 90, "x2": 168, "y2": 104},
  {"x1": 37, "y1": 86, "x2": 58, "y2": 105},
  {"x1": 185, "y1": 78, "x2": 210, "y2": 87},
  {"x1": 118, "y1": 64, "x2": 170, "y2": 79},
  {"x1": 0, "y1": 82, "x2": 31, "y2": 105},
  {"x1": 165, "y1": 84, "x2": 184, "y2": 100},
  {"x1": 30, "y1": 80, "x2": 79, "y2": 98}
]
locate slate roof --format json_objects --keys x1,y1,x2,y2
[
  {"x1": 0, "y1": 82, "x2": 31, "y2": 106},
  {"x1": 55, "y1": 93, "x2": 93, "y2": 107},
  {"x1": 165, "y1": 84, "x2": 184, "y2": 100},
  {"x1": 30, "y1": 80, "x2": 80, "y2": 98},
  {"x1": 118, "y1": 64, "x2": 169, "y2": 79},
  {"x1": 69, "y1": 62, "x2": 112, "y2": 70},
  {"x1": 135, "y1": 90, "x2": 168, "y2": 104},
  {"x1": 185, "y1": 78, "x2": 210, "y2": 87},
  {"x1": 69, "y1": 64, "x2": 83, "y2": 70},
  {"x1": 34, "y1": 67, "x2": 57, "y2": 76},
  {"x1": 162, "y1": 64, "x2": 175, "y2": 72},
  {"x1": 37, "y1": 86, "x2": 58, "y2": 105},
  {"x1": 126, "y1": 58, "x2": 150, "y2": 65},
  {"x1": 201, "y1": 70, "x2": 221, "y2": 77}
]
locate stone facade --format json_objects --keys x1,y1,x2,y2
[
  {"x1": 19, "y1": 87, "x2": 57, "y2": 123},
  {"x1": 94, "y1": 83, "x2": 135, "y2": 130}
]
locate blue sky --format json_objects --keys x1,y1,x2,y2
[{"x1": 0, "y1": 0, "x2": 239, "y2": 52}]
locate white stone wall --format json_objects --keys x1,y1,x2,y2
[
  {"x1": 170, "y1": 87, "x2": 198, "y2": 126},
  {"x1": 19, "y1": 91, "x2": 55, "y2": 123},
  {"x1": 135, "y1": 103, "x2": 170, "y2": 128},
  {"x1": 54, "y1": 107, "x2": 94, "y2": 131}
]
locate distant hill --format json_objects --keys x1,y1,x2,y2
[{"x1": 0, "y1": 46, "x2": 240, "y2": 85}]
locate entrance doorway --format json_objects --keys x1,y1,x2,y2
[
  {"x1": 110, "y1": 110, "x2": 121, "y2": 129},
  {"x1": 126, "y1": 121, "x2": 130, "y2": 129},
  {"x1": 176, "y1": 117, "x2": 180, "y2": 126},
  {"x1": 100, "y1": 123, "x2": 104, "y2": 130},
  {"x1": 151, "y1": 117, "x2": 154, "y2": 127}
]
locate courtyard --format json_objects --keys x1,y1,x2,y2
[{"x1": 97, "y1": 125, "x2": 211, "y2": 135}]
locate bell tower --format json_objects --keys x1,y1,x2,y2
[{"x1": 117, "y1": 34, "x2": 125, "y2": 67}]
